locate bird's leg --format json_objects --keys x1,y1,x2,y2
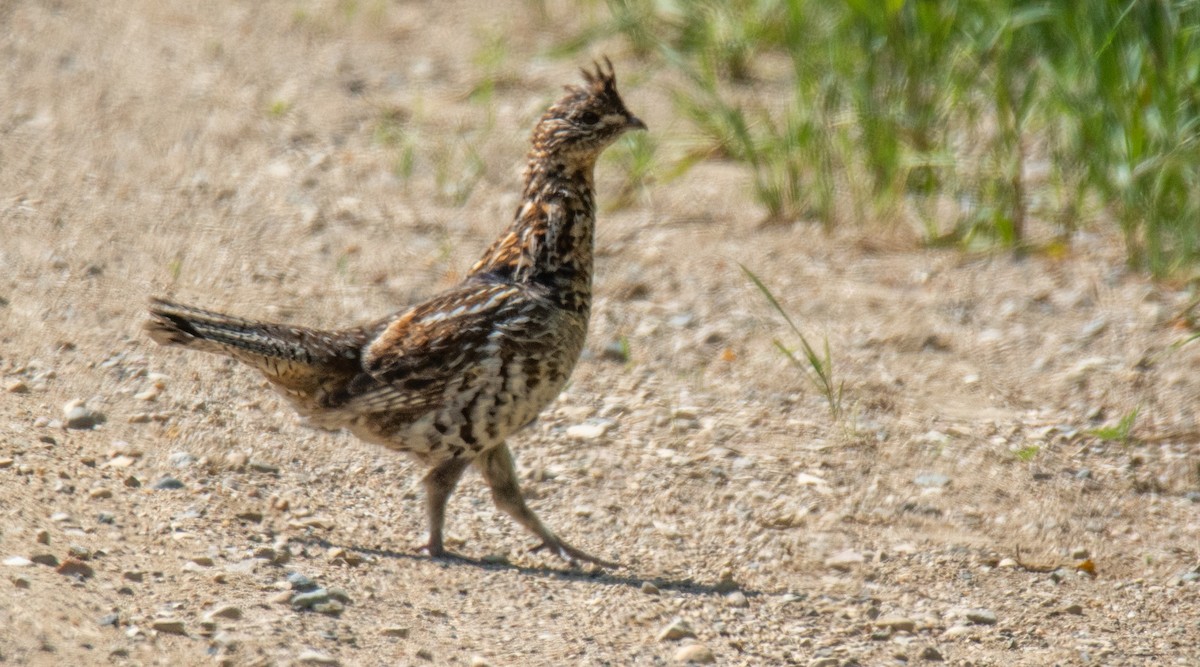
[
  {"x1": 476, "y1": 443, "x2": 619, "y2": 569},
  {"x1": 419, "y1": 456, "x2": 472, "y2": 559}
]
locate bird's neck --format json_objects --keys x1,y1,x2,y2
[{"x1": 469, "y1": 153, "x2": 597, "y2": 313}]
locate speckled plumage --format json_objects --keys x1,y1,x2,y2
[{"x1": 145, "y1": 59, "x2": 644, "y2": 568}]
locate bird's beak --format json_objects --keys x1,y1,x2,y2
[{"x1": 626, "y1": 115, "x2": 647, "y2": 131}]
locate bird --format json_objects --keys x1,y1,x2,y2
[{"x1": 145, "y1": 58, "x2": 645, "y2": 568}]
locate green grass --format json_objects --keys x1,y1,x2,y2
[
  {"x1": 565, "y1": 0, "x2": 1200, "y2": 277},
  {"x1": 1089, "y1": 406, "x2": 1140, "y2": 444},
  {"x1": 742, "y1": 264, "x2": 844, "y2": 419},
  {"x1": 433, "y1": 134, "x2": 486, "y2": 207},
  {"x1": 1014, "y1": 445, "x2": 1040, "y2": 462},
  {"x1": 266, "y1": 99, "x2": 291, "y2": 119},
  {"x1": 469, "y1": 31, "x2": 510, "y2": 107},
  {"x1": 605, "y1": 131, "x2": 657, "y2": 210},
  {"x1": 372, "y1": 108, "x2": 419, "y2": 183}
]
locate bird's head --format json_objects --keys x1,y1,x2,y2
[{"x1": 529, "y1": 57, "x2": 646, "y2": 163}]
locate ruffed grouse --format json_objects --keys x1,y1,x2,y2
[{"x1": 146, "y1": 59, "x2": 644, "y2": 568}]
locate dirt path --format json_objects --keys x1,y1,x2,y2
[{"x1": 2, "y1": 2, "x2": 1199, "y2": 665}]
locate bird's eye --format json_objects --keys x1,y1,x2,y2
[{"x1": 579, "y1": 111, "x2": 600, "y2": 125}]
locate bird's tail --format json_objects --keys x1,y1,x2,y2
[{"x1": 145, "y1": 298, "x2": 363, "y2": 369}]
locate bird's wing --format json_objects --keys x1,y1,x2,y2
[{"x1": 324, "y1": 281, "x2": 538, "y2": 414}]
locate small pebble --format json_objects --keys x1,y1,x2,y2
[
  {"x1": 35, "y1": 530, "x2": 50, "y2": 545},
  {"x1": 3, "y1": 556, "x2": 33, "y2": 567},
  {"x1": 313, "y1": 600, "x2": 344, "y2": 616},
  {"x1": 296, "y1": 649, "x2": 339, "y2": 666},
  {"x1": 566, "y1": 420, "x2": 614, "y2": 441},
  {"x1": 795, "y1": 472, "x2": 829, "y2": 487},
  {"x1": 292, "y1": 588, "x2": 331, "y2": 609},
  {"x1": 674, "y1": 643, "x2": 716, "y2": 664},
  {"x1": 89, "y1": 487, "x2": 113, "y2": 499},
  {"x1": 914, "y1": 472, "x2": 951, "y2": 488},
  {"x1": 941, "y1": 625, "x2": 973, "y2": 639},
  {"x1": 180, "y1": 559, "x2": 211, "y2": 575},
  {"x1": 288, "y1": 572, "x2": 318, "y2": 591},
  {"x1": 56, "y1": 558, "x2": 95, "y2": 578},
  {"x1": 250, "y1": 460, "x2": 280, "y2": 474},
  {"x1": 381, "y1": 626, "x2": 410, "y2": 638},
  {"x1": 152, "y1": 477, "x2": 185, "y2": 490},
  {"x1": 64, "y1": 402, "x2": 106, "y2": 429},
  {"x1": 668, "y1": 313, "x2": 696, "y2": 328},
  {"x1": 330, "y1": 548, "x2": 361, "y2": 566},
  {"x1": 640, "y1": 581, "x2": 660, "y2": 595},
  {"x1": 6, "y1": 380, "x2": 29, "y2": 393},
  {"x1": 714, "y1": 570, "x2": 738, "y2": 594},
  {"x1": 98, "y1": 613, "x2": 120, "y2": 627},
  {"x1": 921, "y1": 646, "x2": 944, "y2": 661},
  {"x1": 657, "y1": 617, "x2": 696, "y2": 641},
  {"x1": 152, "y1": 618, "x2": 187, "y2": 635},
  {"x1": 600, "y1": 340, "x2": 629, "y2": 362},
  {"x1": 105, "y1": 455, "x2": 137, "y2": 469},
  {"x1": 12, "y1": 575, "x2": 31, "y2": 588},
  {"x1": 204, "y1": 604, "x2": 243, "y2": 621},
  {"x1": 966, "y1": 609, "x2": 997, "y2": 625},
  {"x1": 725, "y1": 591, "x2": 748, "y2": 608},
  {"x1": 326, "y1": 588, "x2": 352, "y2": 604},
  {"x1": 168, "y1": 452, "x2": 196, "y2": 468},
  {"x1": 824, "y1": 550, "x2": 865, "y2": 571},
  {"x1": 31, "y1": 553, "x2": 59, "y2": 567},
  {"x1": 875, "y1": 615, "x2": 916, "y2": 633},
  {"x1": 671, "y1": 406, "x2": 701, "y2": 420},
  {"x1": 0, "y1": 458, "x2": 13, "y2": 469}
]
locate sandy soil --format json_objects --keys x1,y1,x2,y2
[{"x1": 3, "y1": 2, "x2": 1200, "y2": 665}]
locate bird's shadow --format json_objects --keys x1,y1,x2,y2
[{"x1": 306, "y1": 538, "x2": 770, "y2": 598}]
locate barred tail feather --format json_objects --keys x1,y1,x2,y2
[{"x1": 144, "y1": 298, "x2": 364, "y2": 370}]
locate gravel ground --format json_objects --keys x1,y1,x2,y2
[{"x1": 3, "y1": 2, "x2": 1200, "y2": 665}]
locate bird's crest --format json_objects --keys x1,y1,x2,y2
[{"x1": 571, "y1": 56, "x2": 618, "y2": 99}]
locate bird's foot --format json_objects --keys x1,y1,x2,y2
[
  {"x1": 530, "y1": 538, "x2": 620, "y2": 569},
  {"x1": 417, "y1": 541, "x2": 467, "y2": 562}
]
